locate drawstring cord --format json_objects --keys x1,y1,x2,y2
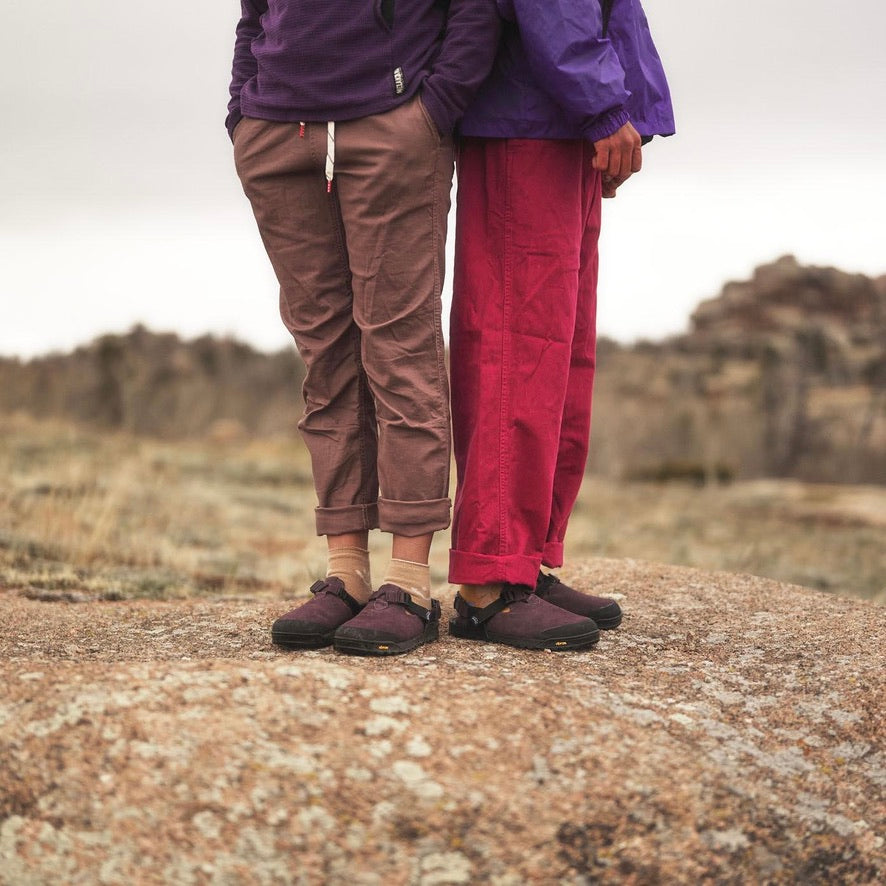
[
  {"x1": 325, "y1": 121, "x2": 335, "y2": 193},
  {"x1": 296, "y1": 121, "x2": 335, "y2": 193}
]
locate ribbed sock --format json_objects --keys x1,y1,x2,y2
[
  {"x1": 326, "y1": 547, "x2": 372, "y2": 604},
  {"x1": 383, "y1": 558, "x2": 432, "y2": 608}
]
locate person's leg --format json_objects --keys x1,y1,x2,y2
[
  {"x1": 327, "y1": 97, "x2": 453, "y2": 655},
  {"x1": 236, "y1": 119, "x2": 378, "y2": 648},
  {"x1": 235, "y1": 118, "x2": 380, "y2": 548},
  {"x1": 334, "y1": 97, "x2": 454, "y2": 588},
  {"x1": 326, "y1": 531, "x2": 372, "y2": 604},
  {"x1": 543, "y1": 143, "x2": 603, "y2": 569},
  {"x1": 449, "y1": 137, "x2": 588, "y2": 590},
  {"x1": 527, "y1": 146, "x2": 622, "y2": 630},
  {"x1": 386, "y1": 533, "x2": 433, "y2": 597},
  {"x1": 446, "y1": 137, "x2": 600, "y2": 649}
]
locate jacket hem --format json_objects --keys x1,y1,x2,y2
[{"x1": 239, "y1": 87, "x2": 420, "y2": 127}]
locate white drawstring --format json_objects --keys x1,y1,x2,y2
[{"x1": 325, "y1": 121, "x2": 335, "y2": 192}]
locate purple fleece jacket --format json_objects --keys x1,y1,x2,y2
[{"x1": 226, "y1": 0, "x2": 501, "y2": 141}]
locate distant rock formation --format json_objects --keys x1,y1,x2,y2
[
  {"x1": 1, "y1": 257, "x2": 884, "y2": 482},
  {"x1": 590, "y1": 256, "x2": 886, "y2": 484},
  {"x1": 0, "y1": 326, "x2": 304, "y2": 438},
  {"x1": 691, "y1": 254, "x2": 885, "y2": 348}
]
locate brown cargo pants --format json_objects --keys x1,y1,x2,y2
[{"x1": 234, "y1": 95, "x2": 454, "y2": 537}]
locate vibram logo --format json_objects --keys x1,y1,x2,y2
[
  {"x1": 377, "y1": 645, "x2": 389, "y2": 650},
  {"x1": 555, "y1": 641, "x2": 568, "y2": 646},
  {"x1": 501, "y1": 607, "x2": 511, "y2": 614}
]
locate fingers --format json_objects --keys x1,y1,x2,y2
[
  {"x1": 592, "y1": 141, "x2": 610, "y2": 173},
  {"x1": 611, "y1": 131, "x2": 630, "y2": 179},
  {"x1": 615, "y1": 145, "x2": 631, "y2": 182},
  {"x1": 614, "y1": 130, "x2": 641, "y2": 181},
  {"x1": 614, "y1": 146, "x2": 641, "y2": 188},
  {"x1": 593, "y1": 123, "x2": 643, "y2": 193}
]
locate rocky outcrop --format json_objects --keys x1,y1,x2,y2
[
  {"x1": 591, "y1": 256, "x2": 886, "y2": 484},
  {"x1": 1, "y1": 559, "x2": 883, "y2": 884},
  {"x1": 690, "y1": 254, "x2": 885, "y2": 354}
]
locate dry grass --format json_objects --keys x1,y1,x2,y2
[
  {"x1": 1, "y1": 414, "x2": 883, "y2": 604},
  {"x1": 572, "y1": 477, "x2": 886, "y2": 602}
]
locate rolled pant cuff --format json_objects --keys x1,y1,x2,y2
[
  {"x1": 315, "y1": 503, "x2": 379, "y2": 536},
  {"x1": 542, "y1": 542, "x2": 564, "y2": 569},
  {"x1": 378, "y1": 498, "x2": 451, "y2": 536},
  {"x1": 448, "y1": 549, "x2": 540, "y2": 588}
]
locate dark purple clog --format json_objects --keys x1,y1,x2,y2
[
  {"x1": 535, "y1": 572, "x2": 622, "y2": 629},
  {"x1": 449, "y1": 584, "x2": 599, "y2": 650},
  {"x1": 271, "y1": 578, "x2": 364, "y2": 649},
  {"x1": 333, "y1": 585, "x2": 441, "y2": 656}
]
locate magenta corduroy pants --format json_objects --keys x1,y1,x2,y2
[{"x1": 449, "y1": 137, "x2": 603, "y2": 587}]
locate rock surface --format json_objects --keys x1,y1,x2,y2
[{"x1": 1, "y1": 559, "x2": 884, "y2": 884}]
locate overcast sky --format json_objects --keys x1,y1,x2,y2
[{"x1": 2, "y1": 1, "x2": 885, "y2": 358}]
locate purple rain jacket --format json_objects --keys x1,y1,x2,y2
[
  {"x1": 226, "y1": 0, "x2": 500, "y2": 141},
  {"x1": 459, "y1": 0, "x2": 675, "y2": 142}
]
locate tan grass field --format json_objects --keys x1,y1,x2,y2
[{"x1": 1, "y1": 414, "x2": 883, "y2": 605}]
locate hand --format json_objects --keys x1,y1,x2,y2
[{"x1": 593, "y1": 122, "x2": 642, "y2": 198}]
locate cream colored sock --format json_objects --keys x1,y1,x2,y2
[
  {"x1": 383, "y1": 558, "x2": 432, "y2": 608},
  {"x1": 326, "y1": 547, "x2": 372, "y2": 603}
]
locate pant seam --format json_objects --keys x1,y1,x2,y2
[
  {"x1": 498, "y1": 142, "x2": 513, "y2": 558},
  {"x1": 352, "y1": 325, "x2": 374, "y2": 530},
  {"x1": 429, "y1": 140, "x2": 453, "y2": 471}
]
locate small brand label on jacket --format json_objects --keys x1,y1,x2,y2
[{"x1": 393, "y1": 67, "x2": 405, "y2": 95}]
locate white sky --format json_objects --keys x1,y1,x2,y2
[{"x1": 1, "y1": 0, "x2": 885, "y2": 358}]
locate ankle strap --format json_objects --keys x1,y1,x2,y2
[
  {"x1": 456, "y1": 584, "x2": 532, "y2": 625},
  {"x1": 535, "y1": 572, "x2": 560, "y2": 594},
  {"x1": 310, "y1": 578, "x2": 363, "y2": 616},
  {"x1": 373, "y1": 585, "x2": 441, "y2": 623}
]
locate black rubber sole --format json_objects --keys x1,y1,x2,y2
[
  {"x1": 271, "y1": 623, "x2": 335, "y2": 649},
  {"x1": 333, "y1": 622, "x2": 439, "y2": 657},
  {"x1": 449, "y1": 619, "x2": 599, "y2": 651},
  {"x1": 592, "y1": 612, "x2": 623, "y2": 631}
]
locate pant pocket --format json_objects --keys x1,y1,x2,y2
[{"x1": 417, "y1": 95, "x2": 443, "y2": 145}]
